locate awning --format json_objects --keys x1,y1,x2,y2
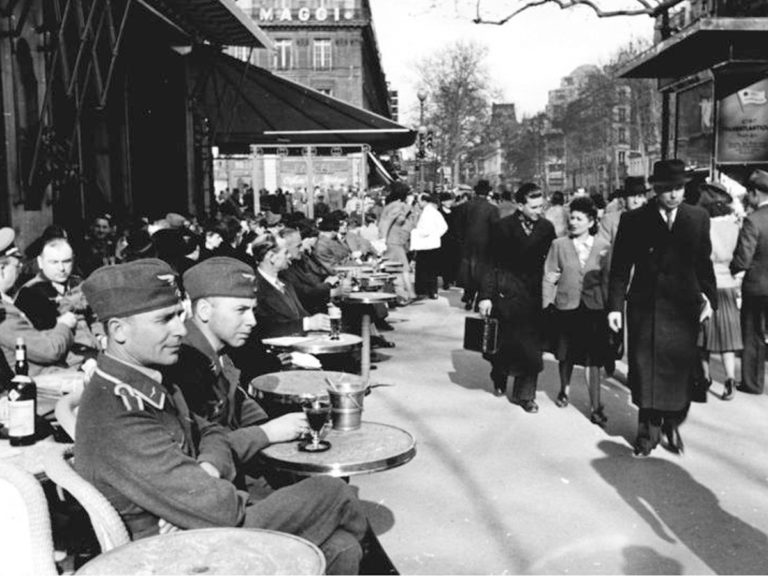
[
  {"x1": 619, "y1": 18, "x2": 768, "y2": 79},
  {"x1": 190, "y1": 48, "x2": 416, "y2": 152},
  {"x1": 141, "y1": 0, "x2": 272, "y2": 47},
  {"x1": 368, "y1": 152, "x2": 394, "y2": 184}
]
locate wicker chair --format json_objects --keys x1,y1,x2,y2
[
  {"x1": 43, "y1": 448, "x2": 130, "y2": 552},
  {"x1": 0, "y1": 461, "x2": 58, "y2": 576}
]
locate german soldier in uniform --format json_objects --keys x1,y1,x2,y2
[{"x1": 76, "y1": 259, "x2": 366, "y2": 574}]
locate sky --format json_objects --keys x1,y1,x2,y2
[{"x1": 369, "y1": 0, "x2": 655, "y2": 126}]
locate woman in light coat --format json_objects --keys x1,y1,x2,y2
[
  {"x1": 543, "y1": 196, "x2": 611, "y2": 425},
  {"x1": 411, "y1": 193, "x2": 448, "y2": 299}
]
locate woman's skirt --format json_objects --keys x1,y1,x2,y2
[
  {"x1": 699, "y1": 287, "x2": 743, "y2": 353},
  {"x1": 554, "y1": 305, "x2": 609, "y2": 367}
]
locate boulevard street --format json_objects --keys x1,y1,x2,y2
[{"x1": 357, "y1": 289, "x2": 768, "y2": 575}]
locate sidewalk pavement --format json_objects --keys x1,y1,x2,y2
[{"x1": 353, "y1": 288, "x2": 768, "y2": 575}]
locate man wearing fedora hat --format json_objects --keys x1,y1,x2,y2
[
  {"x1": 608, "y1": 159, "x2": 716, "y2": 456},
  {"x1": 598, "y1": 176, "x2": 649, "y2": 245},
  {"x1": 731, "y1": 168, "x2": 768, "y2": 395}
]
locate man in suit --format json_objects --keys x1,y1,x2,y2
[
  {"x1": 0, "y1": 229, "x2": 79, "y2": 375},
  {"x1": 478, "y1": 183, "x2": 555, "y2": 413},
  {"x1": 281, "y1": 224, "x2": 341, "y2": 314},
  {"x1": 461, "y1": 180, "x2": 499, "y2": 311},
  {"x1": 731, "y1": 168, "x2": 768, "y2": 395},
  {"x1": 608, "y1": 159, "x2": 716, "y2": 457},
  {"x1": 77, "y1": 259, "x2": 366, "y2": 573},
  {"x1": 252, "y1": 233, "x2": 330, "y2": 339}
]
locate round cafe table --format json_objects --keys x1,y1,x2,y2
[
  {"x1": 344, "y1": 292, "x2": 398, "y2": 382},
  {"x1": 259, "y1": 421, "x2": 416, "y2": 478},
  {"x1": 334, "y1": 264, "x2": 375, "y2": 274},
  {"x1": 249, "y1": 370, "x2": 366, "y2": 407},
  {"x1": 76, "y1": 528, "x2": 326, "y2": 575},
  {"x1": 262, "y1": 333, "x2": 362, "y2": 355}
]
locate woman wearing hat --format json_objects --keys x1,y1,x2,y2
[{"x1": 698, "y1": 183, "x2": 742, "y2": 400}]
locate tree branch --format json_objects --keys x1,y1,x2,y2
[{"x1": 473, "y1": 0, "x2": 687, "y2": 25}]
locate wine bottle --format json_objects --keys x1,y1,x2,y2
[{"x1": 8, "y1": 337, "x2": 36, "y2": 446}]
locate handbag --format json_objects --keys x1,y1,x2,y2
[{"x1": 463, "y1": 316, "x2": 500, "y2": 355}]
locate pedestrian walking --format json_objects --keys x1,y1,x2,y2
[
  {"x1": 731, "y1": 168, "x2": 768, "y2": 396},
  {"x1": 697, "y1": 183, "x2": 742, "y2": 400},
  {"x1": 378, "y1": 182, "x2": 416, "y2": 303},
  {"x1": 411, "y1": 193, "x2": 448, "y2": 299},
  {"x1": 597, "y1": 177, "x2": 649, "y2": 246},
  {"x1": 479, "y1": 183, "x2": 555, "y2": 413},
  {"x1": 608, "y1": 159, "x2": 716, "y2": 457},
  {"x1": 542, "y1": 197, "x2": 611, "y2": 425},
  {"x1": 460, "y1": 180, "x2": 499, "y2": 311}
]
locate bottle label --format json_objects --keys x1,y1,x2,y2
[
  {"x1": 0, "y1": 395, "x2": 8, "y2": 427},
  {"x1": 9, "y1": 399, "x2": 34, "y2": 437}
]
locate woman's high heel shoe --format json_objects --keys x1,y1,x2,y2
[
  {"x1": 555, "y1": 391, "x2": 569, "y2": 408},
  {"x1": 590, "y1": 405, "x2": 608, "y2": 427},
  {"x1": 722, "y1": 378, "x2": 735, "y2": 401}
]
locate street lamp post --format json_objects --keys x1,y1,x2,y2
[{"x1": 417, "y1": 90, "x2": 427, "y2": 191}]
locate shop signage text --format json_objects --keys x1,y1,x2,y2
[
  {"x1": 717, "y1": 78, "x2": 768, "y2": 164},
  {"x1": 256, "y1": 7, "x2": 356, "y2": 22}
]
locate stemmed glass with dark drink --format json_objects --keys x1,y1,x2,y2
[{"x1": 300, "y1": 397, "x2": 332, "y2": 452}]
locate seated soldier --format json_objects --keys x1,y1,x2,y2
[
  {"x1": 252, "y1": 234, "x2": 330, "y2": 339},
  {"x1": 0, "y1": 229, "x2": 78, "y2": 375},
  {"x1": 76, "y1": 259, "x2": 366, "y2": 574},
  {"x1": 280, "y1": 226, "x2": 342, "y2": 314},
  {"x1": 172, "y1": 257, "x2": 318, "y2": 496}
]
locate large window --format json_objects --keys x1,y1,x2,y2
[
  {"x1": 617, "y1": 127, "x2": 627, "y2": 144},
  {"x1": 313, "y1": 39, "x2": 332, "y2": 70},
  {"x1": 273, "y1": 39, "x2": 292, "y2": 70}
]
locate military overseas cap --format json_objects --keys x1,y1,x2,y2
[
  {"x1": 183, "y1": 257, "x2": 256, "y2": 301},
  {"x1": 82, "y1": 258, "x2": 182, "y2": 320},
  {"x1": 0, "y1": 227, "x2": 21, "y2": 259}
]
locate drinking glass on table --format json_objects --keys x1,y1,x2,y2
[
  {"x1": 300, "y1": 397, "x2": 332, "y2": 452},
  {"x1": 328, "y1": 304, "x2": 342, "y2": 340}
]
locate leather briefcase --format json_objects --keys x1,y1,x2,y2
[{"x1": 463, "y1": 316, "x2": 500, "y2": 355}]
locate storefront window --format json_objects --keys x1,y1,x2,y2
[{"x1": 675, "y1": 80, "x2": 713, "y2": 169}]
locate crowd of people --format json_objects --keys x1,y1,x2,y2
[
  {"x1": 1, "y1": 159, "x2": 767, "y2": 570},
  {"x1": 468, "y1": 159, "x2": 767, "y2": 459}
]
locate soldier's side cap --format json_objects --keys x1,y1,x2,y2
[
  {"x1": 183, "y1": 257, "x2": 256, "y2": 301},
  {"x1": 748, "y1": 169, "x2": 768, "y2": 193},
  {"x1": 0, "y1": 227, "x2": 21, "y2": 259},
  {"x1": 82, "y1": 258, "x2": 181, "y2": 320}
]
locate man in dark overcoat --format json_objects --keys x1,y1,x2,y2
[
  {"x1": 76, "y1": 259, "x2": 367, "y2": 574},
  {"x1": 608, "y1": 159, "x2": 716, "y2": 456},
  {"x1": 460, "y1": 179, "x2": 499, "y2": 311},
  {"x1": 478, "y1": 183, "x2": 555, "y2": 413},
  {"x1": 730, "y1": 169, "x2": 768, "y2": 395}
]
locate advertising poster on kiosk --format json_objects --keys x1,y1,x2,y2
[{"x1": 717, "y1": 78, "x2": 768, "y2": 164}]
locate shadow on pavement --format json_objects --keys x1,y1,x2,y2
[
  {"x1": 359, "y1": 499, "x2": 395, "y2": 536},
  {"x1": 448, "y1": 348, "x2": 494, "y2": 394},
  {"x1": 621, "y1": 545, "x2": 683, "y2": 575},
  {"x1": 594, "y1": 440, "x2": 768, "y2": 575},
  {"x1": 381, "y1": 392, "x2": 531, "y2": 572}
]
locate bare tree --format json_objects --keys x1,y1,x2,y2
[
  {"x1": 414, "y1": 40, "x2": 498, "y2": 185},
  {"x1": 472, "y1": 0, "x2": 687, "y2": 25}
]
